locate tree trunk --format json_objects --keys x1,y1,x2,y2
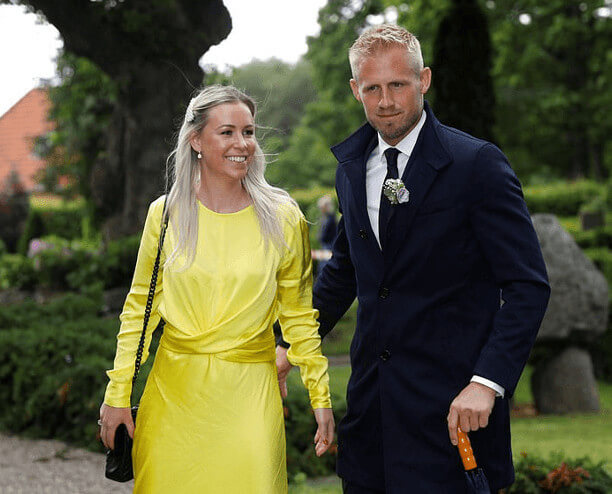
[{"x1": 12, "y1": 0, "x2": 232, "y2": 238}]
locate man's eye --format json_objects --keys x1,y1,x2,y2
[
  {"x1": 392, "y1": 82, "x2": 403, "y2": 88},
  {"x1": 367, "y1": 86, "x2": 378, "y2": 92}
]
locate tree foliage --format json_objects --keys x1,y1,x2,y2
[
  {"x1": 4, "y1": 0, "x2": 231, "y2": 238},
  {"x1": 274, "y1": 0, "x2": 385, "y2": 189},
  {"x1": 489, "y1": 0, "x2": 611, "y2": 180},
  {"x1": 37, "y1": 53, "x2": 117, "y2": 213},
  {"x1": 204, "y1": 58, "x2": 317, "y2": 157},
  {"x1": 432, "y1": 0, "x2": 496, "y2": 142},
  {"x1": 396, "y1": 0, "x2": 611, "y2": 181}
]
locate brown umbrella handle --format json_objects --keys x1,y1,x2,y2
[{"x1": 457, "y1": 429, "x2": 477, "y2": 470}]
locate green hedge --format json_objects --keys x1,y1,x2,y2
[
  {"x1": 509, "y1": 453, "x2": 612, "y2": 493},
  {"x1": 290, "y1": 180, "x2": 605, "y2": 220},
  {"x1": 0, "y1": 254, "x2": 37, "y2": 291},
  {"x1": 18, "y1": 201, "x2": 89, "y2": 255},
  {"x1": 523, "y1": 180, "x2": 604, "y2": 217},
  {"x1": 0, "y1": 291, "x2": 115, "y2": 449},
  {"x1": 0, "y1": 292, "x2": 344, "y2": 476},
  {"x1": 283, "y1": 372, "x2": 346, "y2": 478},
  {"x1": 574, "y1": 227, "x2": 612, "y2": 250},
  {"x1": 0, "y1": 234, "x2": 140, "y2": 292}
]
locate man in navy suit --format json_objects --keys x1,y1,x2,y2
[{"x1": 277, "y1": 24, "x2": 549, "y2": 493}]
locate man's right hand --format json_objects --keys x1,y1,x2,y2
[
  {"x1": 99, "y1": 403, "x2": 134, "y2": 450},
  {"x1": 275, "y1": 345, "x2": 294, "y2": 399}
]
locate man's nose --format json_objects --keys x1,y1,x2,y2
[{"x1": 378, "y1": 88, "x2": 393, "y2": 109}]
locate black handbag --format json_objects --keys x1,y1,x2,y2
[{"x1": 105, "y1": 203, "x2": 168, "y2": 482}]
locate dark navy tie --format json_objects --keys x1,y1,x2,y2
[{"x1": 378, "y1": 147, "x2": 400, "y2": 249}]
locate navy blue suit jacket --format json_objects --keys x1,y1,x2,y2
[{"x1": 313, "y1": 103, "x2": 550, "y2": 493}]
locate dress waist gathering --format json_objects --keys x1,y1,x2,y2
[{"x1": 159, "y1": 322, "x2": 277, "y2": 363}]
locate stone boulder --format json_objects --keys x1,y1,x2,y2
[
  {"x1": 532, "y1": 214, "x2": 609, "y2": 342},
  {"x1": 531, "y1": 346, "x2": 600, "y2": 414}
]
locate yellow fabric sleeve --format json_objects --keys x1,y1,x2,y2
[
  {"x1": 104, "y1": 197, "x2": 165, "y2": 408},
  {"x1": 277, "y1": 209, "x2": 332, "y2": 409}
]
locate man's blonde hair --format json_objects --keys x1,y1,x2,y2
[{"x1": 349, "y1": 24, "x2": 424, "y2": 80}]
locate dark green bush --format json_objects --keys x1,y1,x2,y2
[
  {"x1": 0, "y1": 254, "x2": 37, "y2": 291},
  {"x1": 0, "y1": 291, "x2": 342, "y2": 479},
  {"x1": 524, "y1": 181, "x2": 604, "y2": 216},
  {"x1": 18, "y1": 202, "x2": 88, "y2": 254},
  {"x1": 509, "y1": 453, "x2": 612, "y2": 493},
  {"x1": 574, "y1": 227, "x2": 612, "y2": 250},
  {"x1": 0, "y1": 171, "x2": 30, "y2": 253},
  {"x1": 0, "y1": 234, "x2": 141, "y2": 292},
  {"x1": 284, "y1": 374, "x2": 346, "y2": 478},
  {"x1": 66, "y1": 234, "x2": 140, "y2": 291},
  {"x1": 0, "y1": 291, "x2": 115, "y2": 449}
]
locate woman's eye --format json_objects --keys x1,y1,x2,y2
[
  {"x1": 244, "y1": 129, "x2": 254, "y2": 136},
  {"x1": 221, "y1": 130, "x2": 232, "y2": 135}
]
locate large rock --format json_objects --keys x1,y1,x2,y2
[
  {"x1": 532, "y1": 214, "x2": 609, "y2": 341},
  {"x1": 531, "y1": 346, "x2": 600, "y2": 414}
]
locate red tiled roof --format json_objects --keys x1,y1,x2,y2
[{"x1": 0, "y1": 88, "x2": 54, "y2": 192}]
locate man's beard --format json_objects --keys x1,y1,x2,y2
[{"x1": 371, "y1": 103, "x2": 423, "y2": 143}]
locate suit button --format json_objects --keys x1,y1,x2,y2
[
  {"x1": 359, "y1": 229, "x2": 368, "y2": 239},
  {"x1": 379, "y1": 287, "x2": 389, "y2": 299},
  {"x1": 380, "y1": 350, "x2": 391, "y2": 361}
]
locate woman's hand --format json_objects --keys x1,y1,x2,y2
[
  {"x1": 99, "y1": 403, "x2": 135, "y2": 450},
  {"x1": 313, "y1": 408, "x2": 335, "y2": 457}
]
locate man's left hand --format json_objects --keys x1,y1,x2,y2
[{"x1": 447, "y1": 382, "x2": 496, "y2": 446}]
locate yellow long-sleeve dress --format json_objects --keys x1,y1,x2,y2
[{"x1": 104, "y1": 196, "x2": 331, "y2": 494}]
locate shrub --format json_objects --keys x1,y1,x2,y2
[
  {"x1": 25, "y1": 236, "x2": 99, "y2": 290},
  {"x1": 0, "y1": 291, "x2": 342, "y2": 479},
  {"x1": 0, "y1": 234, "x2": 141, "y2": 292},
  {"x1": 18, "y1": 200, "x2": 88, "y2": 254},
  {"x1": 524, "y1": 180, "x2": 604, "y2": 217},
  {"x1": 0, "y1": 171, "x2": 30, "y2": 253},
  {"x1": 509, "y1": 453, "x2": 612, "y2": 493},
  {"x1": 0, "y1": 291, "x2": 115, "y2": 449},
  {"x1": 284, "y1": 374, "x2": 346, "y2": 478},
  {"x1": 0, "y1": 254, "x2": 37, "y2": 291},
  {"x1": 66, "y1": 234, "x2": 140, "y2": 291},
  {"x1": 573, "y1": 227, "x2": 612, "y2": 250}
]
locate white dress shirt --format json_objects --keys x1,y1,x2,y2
[{"x1": 364, "y1": 109, "x2": 505, "y2": 398}]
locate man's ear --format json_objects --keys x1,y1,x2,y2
[
  {"x1": 350, "y1": 79, "x2": 362, "y2": 102},
  {"x1": 420, "y1": 67, "x2": 432, "y2": 95}
]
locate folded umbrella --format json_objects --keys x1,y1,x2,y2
[{"x1": 456, "y1": 428, "x2": 492, "y2": 494}]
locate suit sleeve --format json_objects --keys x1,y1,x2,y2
[
  {"x1": 104, "y1": 197, "x2": 165, "y2": 407},
  {"x1": 312, "y1": 181, "x2": 358, "y2": 339},
  {"x1": 468, "y1": 144, "x2": 550, "y2": 397}
]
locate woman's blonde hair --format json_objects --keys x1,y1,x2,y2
[{"x1": 164, "y1": 84, "x2": 296, "y2": 269}]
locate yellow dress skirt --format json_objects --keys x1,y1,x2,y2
[{"x1": 104, "y1": 197, "x2": 331, "y2": 494}]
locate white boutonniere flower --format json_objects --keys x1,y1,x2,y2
[{"x1": 383, "y1": 178, "x2": 410, "y2": 205}]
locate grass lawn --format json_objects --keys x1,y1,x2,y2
[
  {"x1": 290, "y1": 365, "x2": 612, "y2": 493},
  {"x1": 511, "y1": 367, "x2": 612, "y2": 465}
]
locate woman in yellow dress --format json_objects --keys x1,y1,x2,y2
[{"x1": 99, "y1": 85, "x2": 334, "y2": 493}]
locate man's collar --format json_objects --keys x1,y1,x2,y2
[{"x1": 377, "y1": 109, "x2": 427, "y2": 162}]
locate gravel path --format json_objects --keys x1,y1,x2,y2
[{"x1": 0, "y1": 432, "x2": 132, "y2": 493}]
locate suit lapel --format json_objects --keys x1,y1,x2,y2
[
  {"x1": 341, "y1": 134, "x2": 380, "y2": 251},
  {"x1": 383, "y1": 105, "x2": 452, "y2": 265}
]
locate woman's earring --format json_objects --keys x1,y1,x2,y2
[{"x1": 197, "y1": 152, "x2": 202, "y2": 159}]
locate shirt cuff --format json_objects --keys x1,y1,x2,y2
[{"x1": 471, "y1": 375, "x2": 505, "y2": 398}]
